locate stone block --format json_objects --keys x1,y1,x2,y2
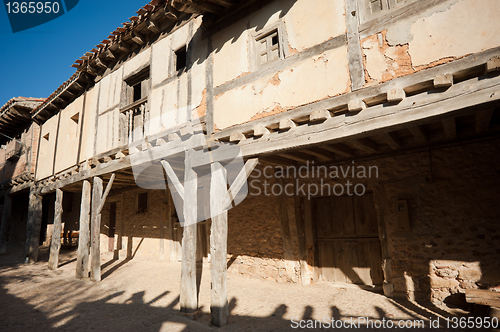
[
  {"x1": 435, "y1": 268, "x2": 459, "y2": 279},
  {"x1": 458, "y1": 267, "x2": 482, "y2": 281},
  {"x1": 429, "y1": 276, "x2": 459, "y2": 289}
]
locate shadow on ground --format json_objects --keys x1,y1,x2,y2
[{"x1": 0, "y1": 245, "x2": 491, "y2": 332}]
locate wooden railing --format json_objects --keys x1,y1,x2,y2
[{"x1": 120, "y1": 97, "x2": 149, "y2": 144}]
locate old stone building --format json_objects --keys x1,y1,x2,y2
[
  {"x1": 0, "y1": 97, "x2": 43, "y2": 253},
  {"x1": 1, "y1": 0, "x2": 500, "y2": 326}
]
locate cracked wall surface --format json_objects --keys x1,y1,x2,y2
[{"x1": 362, "y1": 0, "x2": 500, "y2": 86}]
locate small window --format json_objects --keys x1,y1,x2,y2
[
  {"x1": 360, "y1": 0, "x2": 417, "y2": 23},
  {"x1": 175, "y1": 46, "x2": 187, "y2": 72},
  {"x1": 125, "y1": 67, "x2": 150, "y2": 105},
  {"x1": 136, "y1": 192, "x2": 148, "y2": 214},
  {"x1": 256, "y1": 29, "x2": 281, "y2": 66}
]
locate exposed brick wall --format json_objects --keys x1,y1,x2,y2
[{"x1": 0, "y1": 122, "x2": 40, "y2": 184}]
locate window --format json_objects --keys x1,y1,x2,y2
[
  {"x1": 136, "y1": 192, "x2": 148, "y2": 214},
  {"x1": 256, "y1": 29, "x2": 281, "y2": 66},
  {"x1": 360, "y1": 0, "x2": 417, "y2": 23},
  {"x1": 175, "y1": 46, "x2": 187, "y2": 72},
  {"x1": 125, "y1": 67, "x2": 150, "y2": 105}
]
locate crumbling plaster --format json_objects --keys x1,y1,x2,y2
[{"x1": 363, "y1": 0, "x2": 500, "y2": 84}]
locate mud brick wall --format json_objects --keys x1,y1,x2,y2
[
  {"x1": 101, "y1": 189, "x2": 166, "y2": 260},
  {"x1": 226, "y1": 166, "x2": 301, "y2": 283},
  {"x1": 0, "y1": 123, "x2": 39, "y2": 184},
  {"x1": 381, "y1": 139, "x2": 500, "y2": 306}
]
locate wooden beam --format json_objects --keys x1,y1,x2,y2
[
  {"x1": 48, "y1": 189, "x2": 63, "y2": 270},
  {"x1": 409, "y1": 126, "x2": 427, "y2": 144},
  {"x1": 96, "y1": 174, "x2": 115, "y2": 215},
  {"x1": 465, "y1": 289, "x2": 500, "y2": 307},
  {"x1": 310, "y1": 110, "x2": 331, "y2": 122},
  {"x1": 146, "y1": 19, "x2": 160, "y2": 34},
  {"x1": 348, "y1": 99, "x2": 366, "y2": 112},
  {"x1": 90, "y1": 177, "x2": 103, "y2": 282},
  {"x1": 180, "y1": 149, "x2": 198, "y2": 312},
  {"x1": 210, "y1": 162, "x2": 229, "y2": 327},
  {"x1": 380, "y1": 132, "x2": 402, "y2": 150},
  {"x1": 350, "y1": 139, "x2": 379, "y2": 154},
  {"x1": 131, "y1": 31, "x2": 144, "y2": 45},
  {"x1": 252, "y1": 125, "x2": 270, "y2": 137},
  {"x1": 486, "y1": 56, "x2": 500, "y2": 73},
  {"x1": 161, "y1": 160, "x2": 185, "y2": 200},
  {"x1": 229, "y1": 132, "x2": 246, "y2": 142},
  {"x1": 387, "y1": 88, "x2": 406, "y2": 103},
  {"x1": 475, "y1": 109, "x2": 495, "y2": 133},
  {"x1": 0, "y1": 194, "x2": 12, "y2": 254},
  {"x1": 442, "y1": 118, "x2": 457, "y2": 140},
  {"x1": 300, "y1": 148, "x2": 334, "y2": 162},
  {"x1": 434, "y1": 73, "x2": 453, "y2": 89},
  {"x1": 294, "y1": 196, "x2": 310, "y2": 285},
  {"x1": 222, "y1": 158, "x2": 258, "y2": 210},
  {"x1": 277, "y1": 152, "x2": 311, "y2": 164},
  {"x1": 345, "y1": 0, "x2": 365, "y2": 91},
  {"x1": 25, "y1": 189, "x2": 43, "y2": 264},
  {"x1": 320, "y1": 144, "x2": 355, "y2": 157},
  {"x1": 279, "y1": 119, "x2": 297, "y2": 130}
]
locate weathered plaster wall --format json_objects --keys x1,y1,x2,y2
[
  {"x1": 362, "y1": 0, "x2": 500, "y2": 85},
  {"x1": 78, "y1": 86, "x2": 98, "y2": 163},
  {"x1": 211, "y1": 0, "x2": 349, "y2": 129},
  {"x1": 149, "y1": 18, "x2": 206, "y2": 136},
  {"x1": 214, "y1": 47, "x2": 350, "y2": 129},
  {"x1": 95, "y1": 109, "x2": 120, "y2": 154},
  {"x1": 98, "y1": 67, "x2": 123, "y2": 114},
  {"x1": 36, "y1": 115, "x2": 59, "y2": 180},
  {"x1": 54, "y1": 95, "x2": 84, "y2": 174}
]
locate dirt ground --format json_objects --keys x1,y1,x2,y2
[{"x1": 0, "y1": 245, "x2": 486, "y2": 331}]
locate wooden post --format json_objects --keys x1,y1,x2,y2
[
  {"x1": 90, "y1": 177, "x2": 103, "y2": 282},
  {"x1": 294, "y1": 196, "x2": 310, "y2": 285},
  {"x1": 76, "y1": 180, "x2": 92, "y2": 279},
  {"x1": 180, "y1": 149, "x2": 198, "y2": 312},
  {"x1": 0, "y1": 194, "x2": 13, "y2": 254},
  {"x1": 210, "y1": 162, "x2": 229, "y2": 327},
  {"x1": 48, "y1": 189, "x2": 63, "y2": 270},
  {"x1": 88, "y1": 174, "x2": 115, "y2": 282},
  {"x1": 25, "y1": 189, "x2": 43, "y2": 264}
]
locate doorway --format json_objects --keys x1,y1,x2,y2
[{"x1": 314, "y1": 192, "x2": 384, "y2": 285}]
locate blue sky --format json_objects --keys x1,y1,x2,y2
[{"x1": 0, "y1": 0, "x2": 148, "y2": 107}]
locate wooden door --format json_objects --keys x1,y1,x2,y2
[{"x1": 314, "y1": 192, "x2": 384, "y2": 285}]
